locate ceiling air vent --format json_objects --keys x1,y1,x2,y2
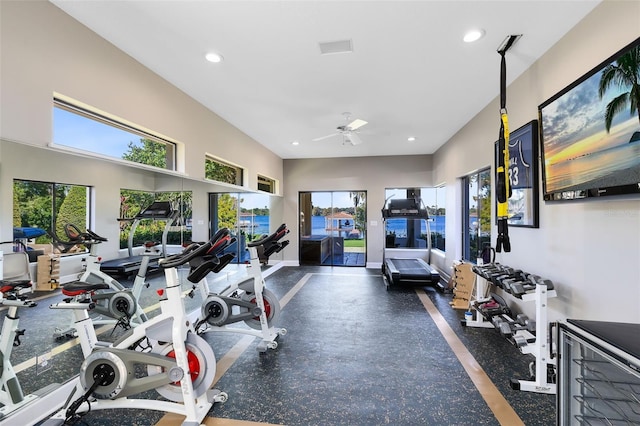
[{"x1": 319, "y1": 39, "x2": 353, "y2": 55}]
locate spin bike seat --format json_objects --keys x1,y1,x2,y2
[
  {"x1": 62, "y1": 281, "x2": 110, "y2": 297},
  {"x1": 0, "y1": 280, "x2": 32, "y2": 293}
]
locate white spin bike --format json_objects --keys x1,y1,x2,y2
[
  {"x1": 189, "y1": 225, "x2": 289, "y2": 352},
  {"x1": 43, "y1": 234, "x2": 230, "y2": 426}
]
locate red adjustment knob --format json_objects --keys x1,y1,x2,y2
[
  {"x1": 157, "y1": 289, "x2": 164, "y2": 297},
  {"x1": 98, "y1": 257, "x2": 102, "y2": 261}
]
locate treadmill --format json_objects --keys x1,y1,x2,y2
[
  {"x1": 381, "y1": 197, "x2": 440, "y2": 289},
  {"x1": 12, "y1": 227, "x2": 48, "y2": 262},
  {"x1": 100, "y1": 201, "x2": 179, "y2": 276}
]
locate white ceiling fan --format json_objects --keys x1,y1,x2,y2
[{"x1": 312, "y1": 112, "x2": 368, "y2": 145}]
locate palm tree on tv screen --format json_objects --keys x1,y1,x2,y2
[{"x1": 598, "y1": 45, "x2": 640, "y2": 133}]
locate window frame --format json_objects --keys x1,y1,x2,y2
[
  {"x1": 205, "y1": 154, "x2": 244, "y2": 186},
  {"x1": 53, "y1": 97, "x2": 177, "y2": 171},
  {"x1": 13, "y1": 178, "x2": 92, "y2": 247},
  {"x1": 383, "y1": 187, "x2": 444, "y2": 251},
  {"x1": 257, "y1": 174, "x2": 277, "y2": 194},
  {"x1": 431, "y1": 185, "x2": 446, "y2": 252},
  {"x1": 118, "y1": 189, "x2": 192, "y2": 250},
  {"x1": 462, "y1": 168, "x2": 492, "y2": 263}
]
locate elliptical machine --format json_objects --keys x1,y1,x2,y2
[
  {"x1": 43, "y1": 232, "x2": 231, "y2": 426},
  {"x1": 193, "y1": 224, "x2": 289, "y2": 352}
]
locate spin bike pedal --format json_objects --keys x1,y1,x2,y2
[{"x1": 14, "y1": 329, "x2": 25, "y2": 346}]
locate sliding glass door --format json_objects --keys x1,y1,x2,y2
[{"x1": 299, "y1": 191, "x2": 366, "y2": 267}]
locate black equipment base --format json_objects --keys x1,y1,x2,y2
[{"x1": 383, "y1": 257, "x2": 440, "y2": 288}]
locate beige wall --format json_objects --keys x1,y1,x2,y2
[
  {"x1": 2, "y1": 0, "x2": 640, "y2": 325},
  {"x1": 283, "y1": 155, "x2": 433, "y2": 266},
  {"x1": 433, "y1": 0, "x2": 640, "y2": 322}
]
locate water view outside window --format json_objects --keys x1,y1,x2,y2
[
  {"x1": 384, "y1": 187, "x2": 445, "y2": 251},
  {"x1": 212, "y1": 192, "x2": 271, "y2": 263},
  {"x1": 298, "y1": 191, "x2": 366, "y2": 267}
]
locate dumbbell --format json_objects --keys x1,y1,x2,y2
[
  {"x1": 481, "y1": 263, "x2": 507, "y2": 274},
  {"x1": 510, "y1": 275, "x2": 555, "y2": 297},
  {"x1": 529, "y1": 275, "x2": 555, "y2": 289},
  {"x1": 477, "y1": 300, "x2": 501, "y2": 319},
  {"x1": 478, "y1": 297, "x2": 511, "y2": 318},
  {"x1": 472, "y1": 263, "x2": 505, "y2": 279},
  {"x1": 497, "y1": 272, "x2": 527, "y2": 292},
  {"x1": 485, "y1": 266, "x2": 514, "y2": 286},
  {"x1": 516, "y1": 313, "x2": 536, "y2": 330},
  {"x1": 491, "y1": 268, "x2": 526, "y2": 288},
  {"x1": 512, "y1": 334, "x2": 529, "y2": 347},
  {"x1": 501, "y1": 277, "x2": 522, "y2": 294},
  {"x1": 511, "y1": 315, "x2": 536, "y2": 348},
  {"x1": 493, "y1": 314, "x2": 536, "y2": 338},
  {"x1": 491, "y1": 316, "x2": 511, "y2": 334}
]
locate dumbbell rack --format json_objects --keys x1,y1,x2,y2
[
  {"x1": 509, "y1": 280, "x2": 557, "y2": 394},
  {"x1": 469, "y1": 264, "x2": 558, "y2": 394}
]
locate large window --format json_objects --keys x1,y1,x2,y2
[
  {"x1": 430, "y1": 186, "x2": 446, "y2": 251},
  {"x1": 13, "y1": 179, "x2": 91, "y2": 245},
  {"x1": 257, "y1": 175, "x2": 276, "y2": 194},
  {"x1": 209, "y1": 192, "x2": 271, "y2": 263},
  {"x1": 462, "y1": 169, "x2": 492, "y2": 262},
  {"x1": 384, "y1": 187, "x2": 445, "y2": 251},
  {"x1": 53, "y1": 98, "x2": 176, "y2": 170},
  {"x1": 119, "y1": 189, "x2": 192, "y2": 249},
  {"x1": 205, "y1": 155, "x2": 243, "y2": 186}
]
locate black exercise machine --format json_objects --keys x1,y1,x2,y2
[
  {"x1": 381, "y1": 197, "x2": 440, "y2": 289},
  {"x1": 99, "y1": 201, "x2": 179, "y2": 276}
]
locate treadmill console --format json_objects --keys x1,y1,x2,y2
[
  {"x1": 138, "y1": 201, "x2": 174, "y2": 218},
  {"x1": 389, "y1": 199, "x2": 419, "y2": 215},
  {"x1": 382, "y1": 198, "x2": 429, "y2": 219}
]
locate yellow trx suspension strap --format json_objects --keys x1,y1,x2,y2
[{"x1": 495, "y1": 35, "x2": 520, "y2": 253}]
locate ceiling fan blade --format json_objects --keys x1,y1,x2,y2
[
  {"x1": 346, "y1": 119, "x2": 368, "y2": 131},
  {"x1": 345, "y1": 132, "x2": 363, "y2": 145},
  {"x1": 312, "y1": 132, "x2": 339, "y2": 142}
]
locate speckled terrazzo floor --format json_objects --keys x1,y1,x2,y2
[{"x1": 4, "y1": 265, "x2": 555, "y2": 426}]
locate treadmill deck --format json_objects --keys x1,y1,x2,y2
[{"x1": 383, "y1": 257, "x2": 440, "y2": 287}]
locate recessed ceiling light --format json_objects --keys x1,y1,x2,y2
[
  {"x1": 407, "y1": 136, "x2": 416, "y2": 142},
  {"x1": 292, "y1": 141, "x2": 299, "y2": 146},
  {"x1": 463, "y1": 29, "x2": 485, "y2": 43},
  {"x1": 205, "y1": 52, "x2": 223, "y2": 63}
]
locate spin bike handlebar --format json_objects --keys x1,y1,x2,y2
[
  {"x1": 206, "y1": 228, "x2": 236, "y2": 255},
  {"x1": 84, "y1": 228, "x2": 108, "y2": 242},
  {"x1": 184, "y1": 228, "x2": 237, "y2": 283},
  {"x1": 248, "y1": 223, "x2": 288, "y2": 248},
  {"x1": 248, "y1": 223, "x2": 290, "y2": 259},
  {"x1": 64, "y1": 223, "x2": 108, "y2": 244},
  {"x1": 49, "y1": 223, "x2": 107, "y2": 253},
  {"x1": 160, "y1": 228, "x2": 232, "y2": 269}
]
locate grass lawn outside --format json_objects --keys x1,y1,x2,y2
[{"x1": 344, "y1": 239, "x2": 365, "y2": 249}]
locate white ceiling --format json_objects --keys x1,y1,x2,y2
[{"x1": 50, "y1": 0, "x2": 601, "y2": 159}]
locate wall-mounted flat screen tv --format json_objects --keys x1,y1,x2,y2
[{"x1": 539, "y1": 37, "x2": 640, "y2": 201}]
